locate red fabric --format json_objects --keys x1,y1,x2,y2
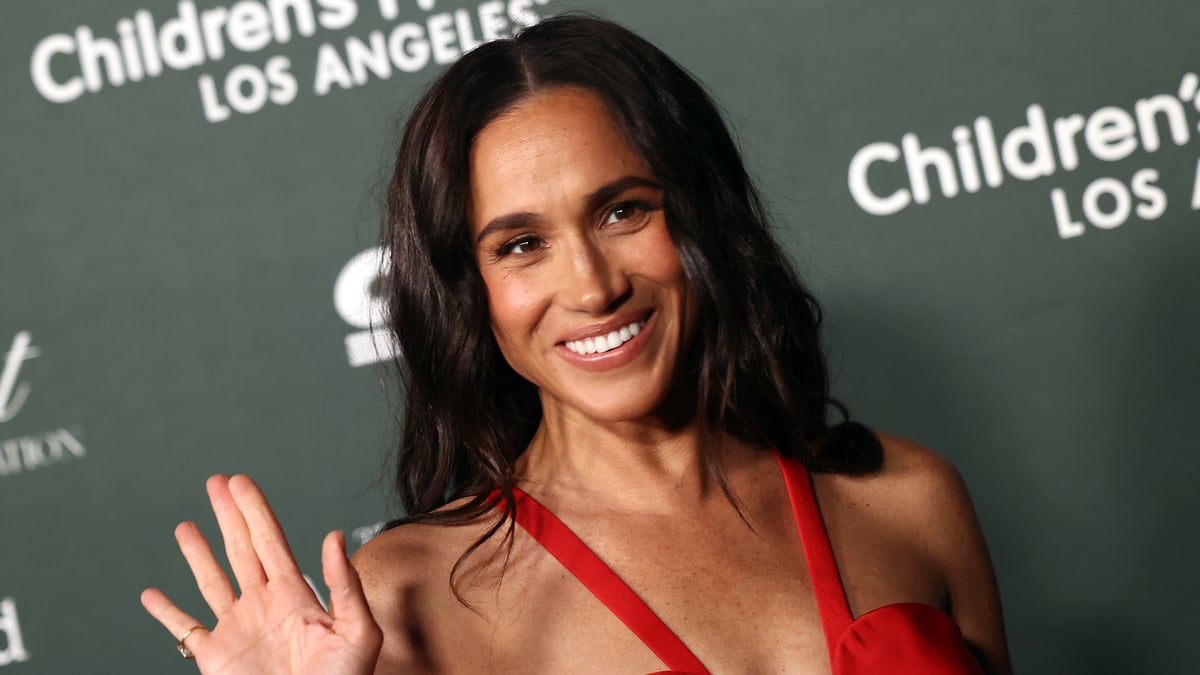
[
  {"x1": 778, "y1": 452, "x2": 985, "y2": 675},
  {"x1": 509, "y1": 487, "x2": 710, "y2": 674},
  {"x1": 504, "y1": 453, "x2": 984, "y2": 674}
]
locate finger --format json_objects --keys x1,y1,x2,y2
[
  {"x1": 140, "y1": 587, "x2": 212, "y2": 653},
  {"x1": 175, "y1": 521, "x2": 237, "y2": 615},
  {"x1": 206, "y1": 474, "x2": 268, "y2": 590},
  {"x1": 227, "y1": 474, "x2": 303, "y2": 582},
  {"x1": 323, "y1": 531, "x2": 378, "y2": 634}
]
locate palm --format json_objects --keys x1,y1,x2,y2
[
  {"x1": 141, "y1": 475, "x2": 382, "y2": 675},
  {"x1": 193, "y1": 586, "x2": 363, "y2": 674}
]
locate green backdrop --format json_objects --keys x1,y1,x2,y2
[{"x1": 2, "y1": 1, "x2": 1197, "y2": 672}]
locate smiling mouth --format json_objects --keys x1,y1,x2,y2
[{"x1": 563, "y1": 317, "x2": 649, "y2": 355}]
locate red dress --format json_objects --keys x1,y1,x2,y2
[{"x1": 504, "y1": 452, "x2": 985, "y2": 674}]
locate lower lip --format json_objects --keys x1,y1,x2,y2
[{"x1": 555, "y1": 312, "x2": 656, "y2": 372}]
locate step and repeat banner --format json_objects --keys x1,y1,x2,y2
[{"x1": 2, "y1": 1, "x2": 1197, "y2": 672}]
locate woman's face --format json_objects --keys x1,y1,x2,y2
[{"x1": 469, "y1": 87, "x2": 696, "y2": 424}]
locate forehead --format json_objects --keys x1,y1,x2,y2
[{"x1": 468, "y1": 87, "x2": 652, "y2": 234}]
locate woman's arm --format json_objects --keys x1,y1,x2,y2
[{"x1": 885, "y1": 434, "x2": 1014, "y2": 675}]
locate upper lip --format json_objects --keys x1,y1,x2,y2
[{"x1": 556, "y1": 310, "x2": 652, "y2": 344}]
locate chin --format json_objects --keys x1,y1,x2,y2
[{"x1": 562, "y1": 386, "x2": 681, "y2": 425}]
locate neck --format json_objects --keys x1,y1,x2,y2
[{"x1": 515, "y1": 403, "x2": 761, "y2": 512}]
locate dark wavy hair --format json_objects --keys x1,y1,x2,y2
[{"x1": 380, "y1": 15, "x2": 879, "y2": 578}]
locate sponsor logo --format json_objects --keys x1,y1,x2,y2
[
  {"x1": 0, "y1": 428, "x2": 86, "y2": 478},
  {"x1": 351, "y1": 520, "x2": 386, "y2": 548},
  {"x1": 0, "y1": 597, "x2": 30, "y2": 667},
  {"x1": 30, "y1": 0, "x2": 552, "y2": 123},
  {"x1": 848, "y1": 72, "x2": 1200, "y2": 239},
  {"x1": 0, "y1": 332, "x2": 38, "y2": 424},
  {"x1": 0, "y1": 332, "x2": 87, "y2": 478},
  {"x1": 334, "y1": 247, "x2": 397, "y2": 367}
]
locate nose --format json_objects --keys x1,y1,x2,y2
[{"x1": 559, "y1": 236, "x2": 631, "y2": 314}]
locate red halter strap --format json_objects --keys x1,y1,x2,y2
[
  {"x1": 775, "y1": 451, "x2": 854, "y2": 655},
  {"x1": 505, "y1": 487, "x2": 710, "y2": 675}
]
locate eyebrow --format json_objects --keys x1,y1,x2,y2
[{"x1": 474, "y1": 175, "x2": 663, "y2": 245}]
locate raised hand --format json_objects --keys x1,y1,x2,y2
[{"x1": 141, "y1": 475, "x2": 383, "y2": 674}]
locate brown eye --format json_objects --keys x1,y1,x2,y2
[
  {"x1": 603, "y1": 201, "x2": 651, "y2": 226},
  {"x1": 498, "y1": 235, "x2": 542, "y2": 256}
]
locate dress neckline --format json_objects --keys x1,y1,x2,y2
[{"x1": 502, "y1": 451, "x2": 958, "y2": 673}]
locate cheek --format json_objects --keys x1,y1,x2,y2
[
  {"x1": 635, "y1": 225, "x2": 697, "y2": 334},
  {"x1": 635, "y1": 224, "x2": 689, "y2": 285},
  {"x1": 483, "y1": 273, "x2": 544, "y2": 353}
]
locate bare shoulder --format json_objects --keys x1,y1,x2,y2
[
  {"x1": 861, "y1": 431, "x2": 984, "y2": 559},
  {"x1": 351, "y1": 497, "x2": 503, "y2": 598},
  {"x1": 817, "y1": 431, "x2": 972, "y2": 531},
  {"x1": 841, "y1": 430, "x2": 1014, "y2": 675},
  {"x1": 349, "y1": 521, "x2": 448, "y2": 673},
  {"x1": 871, "y1": 431, "x2": 973, "y2": 512},
  {"x1": 350, "y1": 501, "x2": 504, "y2": 673},
  {"x1": 351, "y1": 520, "x2": 446, "y2": 604}
]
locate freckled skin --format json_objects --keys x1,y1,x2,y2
[{"x1": 469, "y1": 87, "x2": 697, "y2": 426}]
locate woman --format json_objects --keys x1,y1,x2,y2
[{"x1": 141, "y1": 15, "x2": 1012, "y2": 674}]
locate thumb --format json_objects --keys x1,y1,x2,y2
[{"x1": 322, "y1": 530, "x2": 380, "y2": 641}]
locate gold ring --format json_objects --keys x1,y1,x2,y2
[{"x1": 177, "y1": 624, "x2": 206, "y2": 660}]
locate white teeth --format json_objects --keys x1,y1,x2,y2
[{"x1": 564, "y1": 319, "x2": 647, "y2": 355}]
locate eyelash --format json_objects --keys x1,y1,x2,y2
[
  {"x1": 604, "y1": 200, "x2": 654, "y2": 225},
  {"x1": 494, "y1": 234, "x2": 543, "y2": 258},
  {"x1": 491, "y1": 200, "x2": 658, "y2": 259}
]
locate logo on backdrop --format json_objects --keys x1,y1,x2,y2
[
  {"x1": 351, "y1": 520, "x2": 385, "y2": 548},
  {"x1": 0, "y1": 332, "x2": 87, "y2": 479},
  {"x1": 848, "y1": 72, "x2": 1200, "y2": 239},
  {"x1": 334, "y1": 246, "x2": 397, "y2": 367},
  {"x1": 0, "y1": 332, "x2": 38, "y2": 424},
  {"x1": 0, "y1": 597, "x2": 30, "y2": 667},
  {"x1": 29, "y1": 0, "x2": 551, "y2": 124}
]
